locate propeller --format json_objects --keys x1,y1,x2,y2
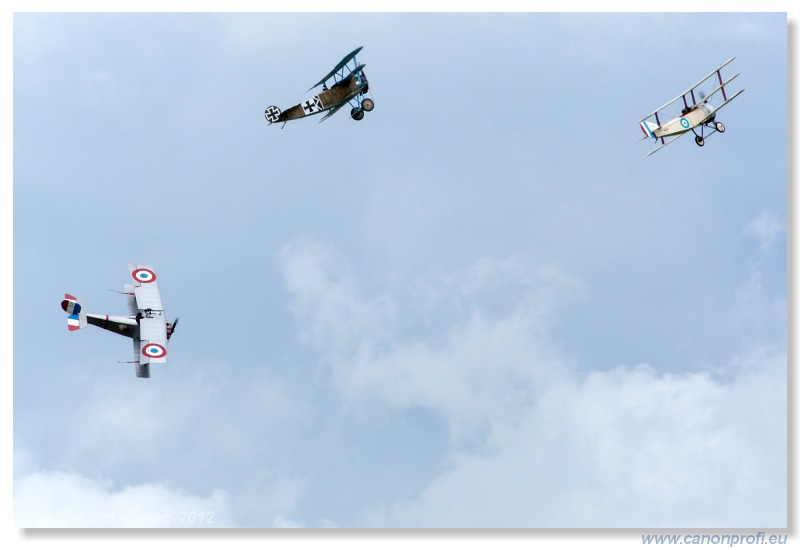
[
  {"x1": 168, "y1": 317, "x2": 179, "y2": 340},
  {"x1": 698, "y1": 90, "x2": 706, "y2": 102}
]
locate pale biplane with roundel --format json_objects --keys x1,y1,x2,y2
[
  {"x1": 60, "y1": 264, "x2": 178, "y2": 378},
  {"x1": 264, "y1": 46, "x2": 374, "y2": 127},
  {"x1": 639, "y1": 58, "x2": 744, "y2": 156}
]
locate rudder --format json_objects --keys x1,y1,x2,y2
[
  {"x1": 640, "y1": 120, "x2": 658, "y2": 140},
  {"x1": 264, "y1": 105, "x2": 282, "y2": 124},
  {"x1": 61, "y1": 293, "x2": 87, "y2": 331}
]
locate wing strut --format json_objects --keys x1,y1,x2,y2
[
  {"x1": 308, "y1": 46, "x2": 363, "y2": 91},
  {"x1": 637, "y1": 58, "x2": 736, "y2": 124},
  {"x1": 654, "y1": 112, "x2": 664, "y2": 145}
]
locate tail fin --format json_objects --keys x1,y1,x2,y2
[
  {"x1": 61, "y1": 293, "x2": 87, "y2": 331},
  {"x1": 265, "y1": 105, "x2": 282, "y2": 124},
  {"x1": 639, "y1": 120, "x2": 658, "y2": 140}
]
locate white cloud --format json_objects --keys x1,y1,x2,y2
[
  {"x1": 55, "y1": 362, "x2": 301, "y2": 471},
  {"x1": 358, "y1": 347, "x2": 785, "y2": 528},
  {"x1": 280, "y1": 238, "x2": 582, "y2": 441},
  {"x1": 746, "y1": 210, "x2": 784, "y2": 255},
  {"x1": 280, "y1": 238, "x2": 787, "y2": 527},
  {"x1": 14, "y1": 467, "x2": 236, "y2": 527},
  {"x1": 728, "y1": 211, "x2": 787, "y2": 338},
  {"x1": 280, "y1": 238, "x2": 398, "y2": 362},
  {"x1": 14, "y1": 362, "x2": 313, "y2": 528}
]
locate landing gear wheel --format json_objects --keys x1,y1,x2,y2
[
  {"x1": 361, "y1": 98, "x2": 374, "y2": 112},
  {"x1": 695, "y1": 135, "x2": 705, "y2": 147},
  {"x1": 351, "y1": 107, "x2": 364, "y2": 121},
  {"x1": 715, "y1": 122, "x2": 725, "y2": 133}
]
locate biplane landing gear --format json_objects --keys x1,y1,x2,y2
[
  {"x1": 351, "y1": 107, "x2": 365, "y2": 121},
  {"x1": 361, "y1": 98, "x2": 374, "y2": 112},
  {"x1": 715, "y1": 122, "x2": 725, "y2": 133},
  {"x1": 695, "y1": 135, "x2": 705, "y2": 147}
]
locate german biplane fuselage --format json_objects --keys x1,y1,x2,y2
[{"x1": 265, "y1": 47, "x2": 374, "y2": 127}]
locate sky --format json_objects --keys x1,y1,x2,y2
[{"x1": 8, "y1": 8, "x2": 791, "y2": 533}]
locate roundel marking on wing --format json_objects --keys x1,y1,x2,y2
[
  {"x1": 132, "y1": 268, "x2": 157, "y2": 284},
  {"x1": 142, "y1": 343, "x2": 167, "y2": 358},
  {"x1": 680, "y1": 117, "x2": 690, "y2": 129}
]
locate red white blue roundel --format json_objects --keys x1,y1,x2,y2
[
  {"x1": 680, "y1": 117, "x2": 690, "y2": 129},
  {"x1": 132, "y1": 268, "x2": 157, "y2": 284},
  {"x1": 141, "y1": 343, "x2": 167, "y2": 358}
]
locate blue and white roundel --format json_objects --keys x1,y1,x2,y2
[
  {"x1": 132, "y1": 268, "x2": 157, "y2": 284},
  {"x1": 680, "y1": 117, "x2": 690, "y2": 129},
  {"x1": 142, "y1": 343, "x2": 167, "y2": 358}
]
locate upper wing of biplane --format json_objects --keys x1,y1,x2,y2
[
  {"x1": 128, "y1": 263, "x2": 168, "y2": 367},
  {"x1": 686, "y1": 58, "x2": 736, "y2": 98},
  {"x1": 686, "y1": 72, "x2": 742, "y2": 111},
  {"x1": 308, "y1": 46, "x2": 363, "y2": 90},
  {"x1": 638, "y1": 58, "x2": 738, "y2": 124},
  {"x1": 128, "y1": 263, "x2": 163, "y2": 313},
  {"x1": 704, "y1": 87, "x2": 745, "y2": 114}
]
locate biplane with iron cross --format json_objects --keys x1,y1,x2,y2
[{"x1": 265, "y1": 47, "x2": 374, "y2": 127}]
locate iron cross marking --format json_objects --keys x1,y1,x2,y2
[
  {"x1": 302, "y1": 96, "x2": 323, "y2": 114},
  {"x1": 265, "y1": 106, "x2": 281, "y2": 120}
]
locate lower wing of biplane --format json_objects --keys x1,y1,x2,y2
[
  {"x1": 264, "y1": 47, "x2": 374, "y2": 127},
  {"x1": 638, "y1": 57, "x2": 744, "y2": 156},
  {"x1": 60, "y1": 264, "x2": 177, "y2": 378}
]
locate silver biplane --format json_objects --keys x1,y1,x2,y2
[
  {"x1": 265, "y1": 46, "x2": 373, "y2": 127},
  {"x1": 60, "y1": 264, "x2": 177, "y2": 378},
  {"x1": 639, "y1": 58, "x2": 744, "y2": 156}
]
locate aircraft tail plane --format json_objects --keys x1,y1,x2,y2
[
  {"x1": 639, "y1": 120, "x2": 658, "y2": 140},
  {"x1": 61, "y1": 293, "x2": 87, "y2": 331},
  {"x1": 264, "y1": 105, "x2": 282, "y2": 124}
]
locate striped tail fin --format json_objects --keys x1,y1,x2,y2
[
  {"x1": 61, "y1": 293, "x2": 87, "y2": 331},
  {"x1": 639, "y1": 120, "x2": 658, "y2": 140}
]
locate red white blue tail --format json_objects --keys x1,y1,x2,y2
[
  {"x1": 640, "y1": 120, "x2": 658, "y2": 140},
  {"x1": 61, "y1": 293, "x2": 87, "y2": 331}
]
